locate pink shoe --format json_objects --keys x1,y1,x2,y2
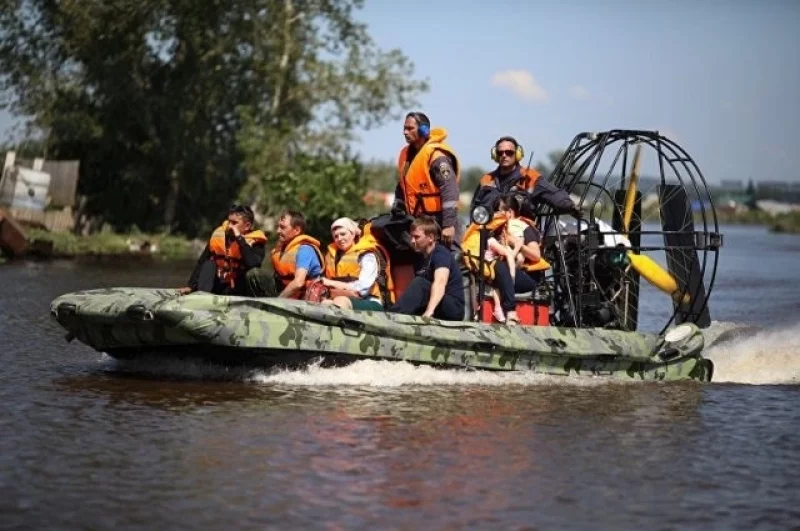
[{"x1": 493, "y1": 309, "x2": 506, "y2": 323}]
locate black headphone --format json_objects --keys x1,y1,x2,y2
[
  {"x1": 407, "y1": 111, "x2": 431, "y2": 139},
  {"x1": 491, "y1": 136, "x2": 524, "y2": 163}
]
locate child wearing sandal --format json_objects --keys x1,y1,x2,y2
[{"x1": 485, "y1": 224, "x2": 522, "y2": 323}]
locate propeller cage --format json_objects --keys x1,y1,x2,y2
[{"x1": 533, "y1": 130, "x2": 722, "y2": 335}]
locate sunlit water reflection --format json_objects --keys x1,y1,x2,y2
[{"x1": 1, "y1": 225, "x2": 798, "y2": 529}]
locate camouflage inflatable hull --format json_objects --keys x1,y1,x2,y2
[{"x1": 50, "y1": 288, "x2": 713, "y2": 382}]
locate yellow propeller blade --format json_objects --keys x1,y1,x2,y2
[
  {"x1": 627, "y1": 252, "x2": 690, "y2": 304},
  {"x1": 619, "y1": 144, "x2": 689, "y2": 304},
  {"x1": 622, "y1": 144, "x2": 642, "y2": 234}
]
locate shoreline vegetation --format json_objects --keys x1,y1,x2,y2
[
  {"x1": 7, "y1": 209, "x2": 797, "y2": 262},
  {"x1": 715, "y1": 210, "x2": 800, "y2": 233},
  {"x1": 24, "y1": 228, "x2": 202, "y2": 261}
]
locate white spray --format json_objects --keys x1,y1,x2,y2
[{"x1": 703, "y1": 321, "x2": 800, "y2": 385}]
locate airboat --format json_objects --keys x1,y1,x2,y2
[{"x1": 50, "y1": 130, "x2": 723, "y2": 381}]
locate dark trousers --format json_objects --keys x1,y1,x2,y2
[
  {"x1": 195, "y1": 260, "x2": 257, "y2": 296},
  {"x1": 493, "y1": 260, "x2": 538, "y2": 313},
  {"x1": 244, "y1": 267, "x2": 277, "y2": 297},
  {"x1": 389, "y1": 276, "x2": 464, "y2": 321}
]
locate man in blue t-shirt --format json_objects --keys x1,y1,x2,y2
[
  {"x1": 270, "y1": 209, "x2": 324, "y2": 299},
  {"x1": 294, "y1": 245, "x2": 323, "y2": 279},
  {"x1": 388, "y1": 215, "x2": 465, "y2": 320}
]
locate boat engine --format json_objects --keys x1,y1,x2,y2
[{"x1": 536, "y1": 130, "x2": 723, "y2": 334}]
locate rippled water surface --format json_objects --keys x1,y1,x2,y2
[{"x1": 2, "y1": 225, "x2": 799, "y2": 530}]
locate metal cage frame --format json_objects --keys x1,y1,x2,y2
[{"x1": 534, "y1": 130, "x2": 723, "y2": 335}]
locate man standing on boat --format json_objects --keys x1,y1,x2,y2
[
  {"x1": 470, "y1": 136, "x2": 580, "y2": 218},
  {"x1": 181, "y1": 204, "x2": 268, "y2": 296},
  {"x1": 392, "y1": 111, "x2": 462, "y2": 249},
  {"x1": 264, "y1": 209, "x2": 324, "y2": 299},
  {"x1": 387, "y1": 215, "x2": 465, "y2": 321}
]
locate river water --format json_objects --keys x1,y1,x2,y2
[{"x1": 1, "y1": 224, "x2": 798, "y2": 530}]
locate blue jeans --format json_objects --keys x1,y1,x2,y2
[
  {"x1": 493, "y1": 260, "x2": 538, "y2": 313},
  {"x1": 389, "y1": 277, "x2": 464, "y2": 321}
]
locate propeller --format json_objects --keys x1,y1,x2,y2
[
  {"x1": 619, "y1": 144, "x2": 689, "y2": 304},
  {"x1": 621, "y1": 144, "x2": 642, "y2": 235}
]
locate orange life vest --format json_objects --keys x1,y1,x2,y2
[
  {"x1": 324, "y1": 235, "x2": 394, "y2": 305},
  {"x1": 362, "y1": 221, "x2": 396, "y2": 306},
  {"x1": 208, "y1": 222, "x2": 268, "y2": 289},
  {"x1": 397, "y1": 127, "x2": 461, "y2": 216},
  {"x1": 478, "y1": 166, "x2": 541, "y2": 192},
  {"x1": 460, "y1": 215, "x2": 550, "y2": 281},
  {"x1": 270, "y1": 234, "x2": 324, "y2": 299}
]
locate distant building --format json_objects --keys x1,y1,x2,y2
[
  {"x1": 758, "y1": 181, "x2": 800, "y2": 191},
  {"x1": 755, "y1": 180, "x2": 800, "y2": 203},
  {"x1": 0, "y1": 151, "x2": 80, "y2": 232},
  {"x1": 756, "y1": 200, "x2": 800, "y2": 216}
]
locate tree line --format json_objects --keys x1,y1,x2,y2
[
  {"x1": 0, "y1": 0, "x2": 426, "y2": 238},
  {"x1": 0, "y1": 1, "x2": 566, "y2": 240}
]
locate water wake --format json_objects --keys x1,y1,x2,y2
[
  {"x1": 102, "y1": 321, "x2": 800, "y2": 387},
  {"x1": 703, "y1": 321, "x2": 800, "y2": 385},
  {"x1": 105, "y1": 355, "x2": 605, "y2": 388},
  {"x1": 248, "y1": 359, "x2": 605, "y2": 388}
]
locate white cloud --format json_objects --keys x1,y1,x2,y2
[
  {"x1": 568, "y1": 85, "x2": 591, "y2": 101},
  {"x1": 490, "y1": 69, "x2": 549, "y2": 103}
]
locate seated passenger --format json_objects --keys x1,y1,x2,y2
[
  {"x1": 387, "y1": 215, "x2": 465, "y2": 321},
  {"x1": 490, "y1": 194, "x2": 549, "y2": 325},
  {"x1": 181, "y1": 204, "x2": 267, "y2": 296},
  {"x1": 270, "y1": 209, "x2": 324, "y2": 299},
  {"x1": 484, "y1": 223, "x2": 522, "y2": 323},
  {"x1": 319, "y1": 217, "x2": 394, "y2": 311}
]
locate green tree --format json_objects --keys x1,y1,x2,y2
[
  {"x1": 252, "y1": 154, "x2": 370, "y2": 239},
  {"x1": 360, "y1": 159, "x2": 397, "y2": 193},
  {"x1": 745, "y1": 179, "x2": 758, "y2": 210},
  {"x1": 0, "y1": 0, "x2": 427, "y2": 237},
  {"x1": 534, "y1": 149, "x2": 566, "y2": 178},
  {"x1": 0, "y1": 137, "x2": 48, "y2": 160},
  {"x1": 460, "y1": 165, "x2": 488, "y2": 193}
]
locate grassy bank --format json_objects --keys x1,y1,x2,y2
[
  {"x1": 26, "y1": 228, "x2": 201, "y2": 260},
  {"x1": 11, "y1": 208, "x2": 799, "y2": 263},
  {"x1": 769, "y1": 213, "x2": 800, "y2": 234},
  {"x1": 716, "y1": 210, "x2": 800, "y2": 234}
]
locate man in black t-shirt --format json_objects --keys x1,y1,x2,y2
[{"x1": 388, "y1": 215, "x2": 465, "y2": 321}]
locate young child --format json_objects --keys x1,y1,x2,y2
[
  {"x1": 505, "y1": 217, "x2": 527, "y2": 267},
  {"x1": 485, "y1": 224, "x2": 521, "y2": 323}
]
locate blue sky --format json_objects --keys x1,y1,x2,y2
[
  {"x1": 351, "y1": 0, "x2": 800, "y2": 183},
  {"x1": 1, "y1": 0, "x2": 797, "y2": 183}
]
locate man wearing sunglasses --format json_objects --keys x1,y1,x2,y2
[
  {"x1": 180, "y1": 204, "x2": 268, "y2": 296},
  {"x1": 470, "y1": 136, "x2": 579, "y2": 218}
]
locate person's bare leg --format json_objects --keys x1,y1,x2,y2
[
  {"x1": 331, "y1": 296, "x2": 353, "y2": 310},
  {"x1": 491, "y1": 291, "x2": 505, "y2": 323}
]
